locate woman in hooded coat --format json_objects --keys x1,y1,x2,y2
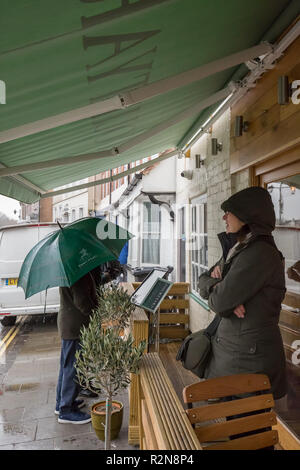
[{"x1": 198, "y1": 186, "x2": 287, "y2": 400}]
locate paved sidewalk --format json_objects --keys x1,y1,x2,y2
[{"x1": 0, "y1": 315, "x2": 136, "y2": 450}]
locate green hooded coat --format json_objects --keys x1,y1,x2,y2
[{"x1": 198, "y1": 187, "x2": 287, "y2": 399}]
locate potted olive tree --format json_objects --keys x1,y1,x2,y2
[{"x1": 75, "y1": 283, "x2": 146, "y2": 450}]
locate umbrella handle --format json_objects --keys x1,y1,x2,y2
[{"x1": 57, "y1": 221, "x2": 63, "y2": 231}]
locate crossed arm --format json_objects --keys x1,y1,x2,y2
[
  {"x1": 199, "y1": 243, "x2": 276, "y2": 319},
  {"x1": 210, "y1": 265, "x2": 245, "y2": 318}
]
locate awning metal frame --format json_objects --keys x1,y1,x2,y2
[
  {"x1": 0, "y1": 42, "x2": 272, "y2": 145},
  {"x1": 0, "y1": 163, "x2": 46, "y2": 195},
  {"x1": 0, "y1": 86, "x2": 232, "y2": 177},
  {"x1": 40, "y1": 148, "x2": 179, "y2": 199}
]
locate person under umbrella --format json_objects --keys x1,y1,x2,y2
[
  {"x1": 55, "y1": 270, "x2": 97, "y2": 424},
  {"x1": 17, "y1": 217, "x2": 133, "y2": 424}
]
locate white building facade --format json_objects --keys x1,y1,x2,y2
[{"x1": 52, "y1": 179, "x2": 89, "y2": 223}]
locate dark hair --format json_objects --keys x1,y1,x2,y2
[{"x1": 236, "y1": 224, "x2": 251, "y2": 243}]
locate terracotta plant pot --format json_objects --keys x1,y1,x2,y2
[{"x1": 91, "y1": 400, "x2": 123, "y2": 441}]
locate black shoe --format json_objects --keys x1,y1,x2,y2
[{"x1": 78, "y1": 389, "x2": 99, "y2": 398}]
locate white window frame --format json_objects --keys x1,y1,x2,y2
[
  {"x1": 141, "y1": 201, "x2": 161, "y2": 265},
  {"x1": 190, "y1": 194, "x2": 208, "y2": 297}
]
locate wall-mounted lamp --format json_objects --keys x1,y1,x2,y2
[
  {"x1": 180, "y1": 170, "x2": 193, "y2": 180},
  {"x1": 234, "y1": 115, "x2": 250, "y2": 137},
  {"x1": 195, "y1": 154, "x2": 205, "y2": 169},
  {"x1": 278, "y1": 76, "x2": 291, "y2": 105},
  {"x1": 211, "y1": 138, "x2": 222, "y2": 155}
]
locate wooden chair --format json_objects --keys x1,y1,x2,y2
[{"x1": 183, "y1": 374, "x2": 279, "y2": 450}]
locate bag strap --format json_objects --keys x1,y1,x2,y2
[{"x1": 205, "y1": 314, "x2": 221, "y2": 337}]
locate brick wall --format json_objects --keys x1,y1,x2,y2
[{"x1": 39, "y1": 197, "x2": 53, "y2": 222}]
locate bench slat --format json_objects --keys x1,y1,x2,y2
[
  {"x1": 205, "y1": 430, "x2": 278, "y2": 450},
  {"x1": 186, "y1": 394, "x2": 275, "y2": 423},
  {"x1": 132, "y1": 282, "x2": 190, "y2": 295},
  {"x1": 195, "y1": 411, "x2": 277, "y2": 442},
  {"x1": 150, "y1": 313, "x2": 189, "y2": 324},
  {"x1": 160, "y1": 299, "x2": 189, "y2": 309},
  {"x1": 183, "y1": 374, "x2": 271, "y2": 402}
]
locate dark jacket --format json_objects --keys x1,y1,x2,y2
[
  {"x1": 198, "y1": 187, "x2": 287, "y2": 399},
  {"x1": 58, "y1": 272, "x2": 97, "y2": 340}
]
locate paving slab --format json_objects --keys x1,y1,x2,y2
[{"x1": 0, "y1": 315, "x2": 137, "y2": 451}]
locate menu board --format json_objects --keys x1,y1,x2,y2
[{"x1": 131, "y1": 269, "x2": 173, "y2": 313}]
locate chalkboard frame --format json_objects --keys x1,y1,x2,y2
[{"x1": 138, "y1": 277, "x2": 173, "y2": 313}]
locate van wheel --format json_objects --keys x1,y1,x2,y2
[{"x1": 1, "y1": 316, "x2": 17, "y2": 327}]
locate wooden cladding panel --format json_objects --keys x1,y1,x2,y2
[
  {"x1": 280, "y1": 308, "x2": 300, "y2": 330},
  {"x1": 283, "y1": 291, "x2": 300, "y2": 309},
  {"x1": 230, "y1": 35, "x2": 300, "y2": 173}
]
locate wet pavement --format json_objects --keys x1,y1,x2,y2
[{"x1": 0, "y1": 315, "x2": 136, "y2": 450}]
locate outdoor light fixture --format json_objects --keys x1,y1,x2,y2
[
  {"x1": 195, "y1": 154, "x2": 205, "y2": 169},
  {"x1": 211, "y1": 138, "x2": 222, "y2": 155},
  {"x1": 180, "y1": 170, "x2": 193, "y2": 180},
  {"x1": 234, "y1": 115, "x2": 250, "y2": 137},
  {"x1": 278, "y1": 76, "x2": 291, "y2": 105}
]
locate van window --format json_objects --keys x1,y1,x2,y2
[
  {"x1": 0, "y1": 226, "x2": 57, "y2": 261},
  {"x1": 0, "y1": 228, "x2": 38, "y2": 261}
]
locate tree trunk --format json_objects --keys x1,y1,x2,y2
[{"x1": 105, "y1": 395, "x2": 112, "y2": 450}]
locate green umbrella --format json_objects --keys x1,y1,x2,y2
[{"x1": 18, "y1": 217, "x2": 133, "y2": 299}]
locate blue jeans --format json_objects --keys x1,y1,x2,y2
[{"x1": 56, "y1": 339, "x2": 81, "y2": 413}]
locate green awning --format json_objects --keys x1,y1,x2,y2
[{"x1": 0, "y1": 0, "x2": 299, "y2": 203}]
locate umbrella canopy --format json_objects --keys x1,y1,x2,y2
[{"x1": 18, "y1": 217, "x2": 133, "y2": 299}]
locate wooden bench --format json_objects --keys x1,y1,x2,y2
[
  {"x1": 132, "y1": 282, "x2": 190, "y2": 340},
  {"x1": 138, "y1": 353, "x2": 202, "y2": 450},
  {"x1": 183, "y1": 374, "x2": 278, "y2": 450}
]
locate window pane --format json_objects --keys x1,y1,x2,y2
[
  {"x1": 142, "y1": 202, "x2": 161, "y2": 263},
  {"x1": 268, "y1": 179, "x2": 300, "y2": 294},
  {"x1": 199, "y1": 235, "x2": 205, "y2": 266},
  {"x1": 142, "y1": 237, "x2": 160, "y2": 264},
  {"x1": 190, "y1": 194, "x2": 208, "y2": 297}
]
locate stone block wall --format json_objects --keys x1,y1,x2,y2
[{"x1": 177, "y1": 108, "x2": 253, "y2": 332}]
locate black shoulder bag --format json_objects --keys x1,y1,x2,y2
[{"x1": 176, "y1": 314, "x2": 221, "y2": 379}]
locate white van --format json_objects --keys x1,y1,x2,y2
[{"x1": 0, "y1": 223, "x2": 62, "y2": 326}]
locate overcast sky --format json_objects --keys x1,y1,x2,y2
[{"x1": 0, "y1": 195, "x2": 20, "y2": 220}]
